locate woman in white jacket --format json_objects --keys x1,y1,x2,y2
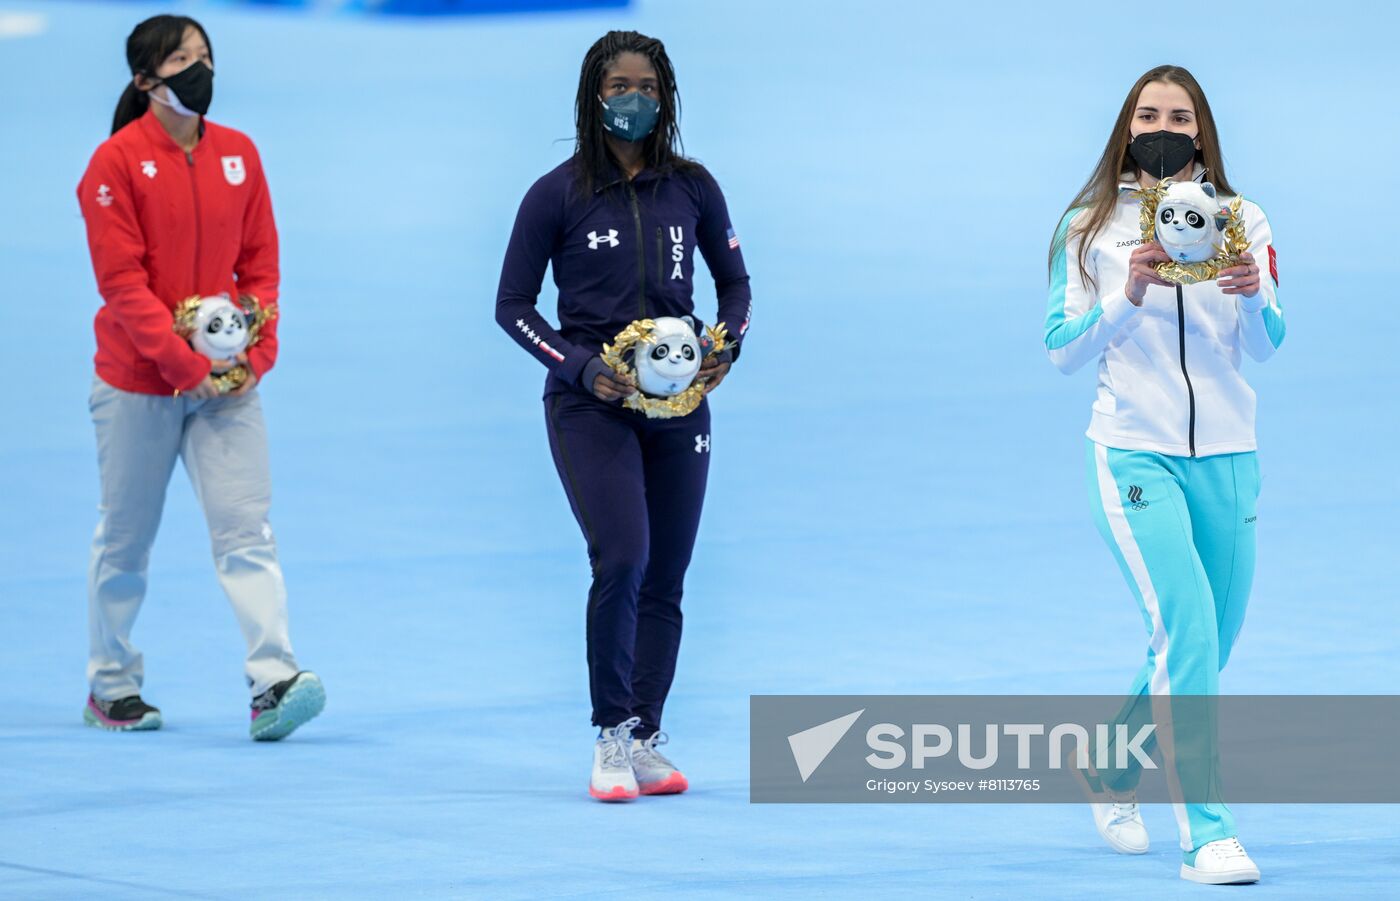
[{"x1": 1044, "y1": 64, "x2": 1284, "y2": 885}]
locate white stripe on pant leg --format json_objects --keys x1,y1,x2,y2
[{"x1": 1093, "y1": 444, "x2": 1192, "y2": 849}]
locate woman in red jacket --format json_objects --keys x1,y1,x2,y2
[{"x1": 76, "y1": 15, "x2": 324, "y2": 740}]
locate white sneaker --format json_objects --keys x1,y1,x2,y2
[
  {"x1": 1181, "y1": 837, "x2": 1261, "y2": 885},
  {"x1": 1089, "y1": 791, "x2": 1149, "y2": 854},
  {"x1": 1066, "y1": 750, "x2": 1149, "y2": 854},
  {"x1": 631, "y1": 731, "x2": 689, "y2": 796},
  {"x1": 590, "y1": 716, "x2": 640, "y2": 802}
]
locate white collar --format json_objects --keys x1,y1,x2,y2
[{"x1": 1119, "y1": 162, "x2": 1208, "y2": 194}]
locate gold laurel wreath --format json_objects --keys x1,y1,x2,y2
[
  {"x1": 172, "y1": 293, "x2": 279, "y2": 394},
  {"x1": 601, "y1": 319, "x2": 729, "y2": 419},
  {"x1": 1133, "y1": 180, "x2": 1250, "y2": 285}
]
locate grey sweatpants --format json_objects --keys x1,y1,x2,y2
[{"x1": 87, "y1": 377, "x2": 299, "y2": 700}]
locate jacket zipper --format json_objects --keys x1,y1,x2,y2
[
  {"x1": 186, "y1": 150, "x2": 201, "y2": 293},
  {"x1": 656, "y1": 226, "x2": 666, "y2": 294},
  {"x1": 177, "y1": 149, "x2": 203, "y2": 398},
  {"x1": 627, "y1": 182, "x2": 646, "y2": 318},
  {"x1": 1176, "y1": 284, "x2": 1197, "y2": 457}
]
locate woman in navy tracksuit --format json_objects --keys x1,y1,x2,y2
[{"x1": 495, "y1": 30, "x2": 752, "y2": 801}]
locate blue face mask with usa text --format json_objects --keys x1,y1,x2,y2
[{"x1": 599, "y1": 91, "x2": 660, "y2": 143}]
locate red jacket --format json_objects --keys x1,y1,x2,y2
[{"x1": 77, "y1": 109, "x2": 280, "y2": 394}]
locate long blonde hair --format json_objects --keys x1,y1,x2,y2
[{"x1": 1050, "y1": 65, "x2": 1234, "y2": 291}]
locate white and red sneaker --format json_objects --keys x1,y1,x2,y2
[
  {"x1": 590, "y1": 717, "x2": 641, "y2": 802},
  {"x1": 632, "y1": 731, "x2": 688, "y2": 796}
]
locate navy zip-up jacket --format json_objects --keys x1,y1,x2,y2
[{"x1": 496, "y1": 158, "x2": 753, "y2": 396}]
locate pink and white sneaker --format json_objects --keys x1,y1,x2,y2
[
  {"x1": 590, "y1": 717, "x2": 641, "y2": 801},
  {"x1": 632, "y1": 731, "x2": 688, "y2": 795},
  {"x1": 84, "y1": 694, "x2": 162, "y2": 731}
]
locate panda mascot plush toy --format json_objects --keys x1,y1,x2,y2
[
  {"x1": 1153, "y1": 181, "x2": 1229, "y2": 264},
  {"x1": 188, "y1": 294, "x2": 251, "y2": 363},
  {"x1": 634, "y1": 316, "x2": 703, "y2": 398}
]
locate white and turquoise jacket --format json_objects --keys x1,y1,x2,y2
[{"x1": 1045, "y1": 170, "x2": 1285, "y2": 457}]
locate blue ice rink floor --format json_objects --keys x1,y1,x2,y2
[{"x1": 2, "y1": 0, "x2": 1398, "y2": 897}]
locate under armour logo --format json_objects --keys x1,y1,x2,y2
[
  {"x1": 140, "y1": 160, "x2": 157, "y2": 179},
  {"x1": 1127, "y1": 485, "x2": 1148, "y2": 511},
  {"x1": 695, "y1": 434, "x2": 710, "y2": 454},
  {"x1": 588, "y1": 229, "x2": 620, "y2": 250}
]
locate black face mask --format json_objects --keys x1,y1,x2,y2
[
  {"x1": 152, "y1": 61, "x2": 214, "y2": 117},
  {"x1": 1129, "y1": 130, "x2": 1197, "y2": 180}
]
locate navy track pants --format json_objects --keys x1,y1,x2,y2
[{"x1": 545, "y1": 390, "x2": 711, "y2": 736}]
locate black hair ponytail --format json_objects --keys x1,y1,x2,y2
[
  {"x1": 111, "y1": 82, "x2": 149, "y2": 135},
  {"x1": 111, "y1": 14, "x2": 213, "y2": 136}
]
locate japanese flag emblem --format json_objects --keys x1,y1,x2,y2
[{"x1": 221, "y1": 155, "x2": 246, "y2": 186}]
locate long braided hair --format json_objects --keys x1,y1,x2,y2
[{"x1": 572, "y1": 30, "x2": 697, "y2": 196}]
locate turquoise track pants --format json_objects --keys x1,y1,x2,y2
[{"x1": 1086, "y1": 440, "x2": 1260, "y2": 851}]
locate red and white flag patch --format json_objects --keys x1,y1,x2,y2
[{"x1": 1267, "y1": 245, "x2": 1278, "y2": 285}]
